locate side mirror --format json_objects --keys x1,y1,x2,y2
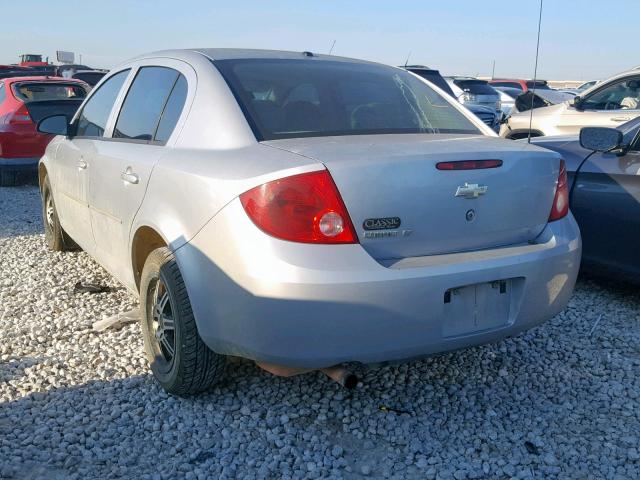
[
  {"x1": 570, "y1": 95, "x2": 582, "y2": 109},
  {"x1": 579, "y1": 127, "x2": 623, "y2": 152},
  {"x1": 37, "y1": 114, "x2": 69, "y2": 136}
]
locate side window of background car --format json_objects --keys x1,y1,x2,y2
[
  {"x1": 75, "y1": 70, "x2": 130, "y2": 137},
  {"x1": 154, "y1": 74, "x2": 188, "y2": 143},
  {"x1": 581, "y1": 77, "x2": 640, "y2": 111},
  {"x1": 113, "y1": 67, "x2": 181, "y2": 142}
]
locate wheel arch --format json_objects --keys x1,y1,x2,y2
[
  {"x1": 38, "y1": 162, "x2": 48, "y2": 191},
  {"x1": 131, "y1": 226, "x2": 169, "y2": 291}
]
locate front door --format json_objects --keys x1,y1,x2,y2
[
  {"x1": 54, "y1": 69, "x2": 133, "y2": 253},
  {"x1": 559, "y1": 75, "x2": 640, "y2": 135},
  {"x1": 571, "y1": 134, "x2": 640, "y2": 277}
]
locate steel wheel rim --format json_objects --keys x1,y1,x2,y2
[
  {"x1": 45, "y1": 195, "x2": 55, "y2": 229},
  {"x1": 150, "y1": 277, "x2": 176, "y2": 364}
]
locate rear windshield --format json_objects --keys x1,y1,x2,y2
[
  {"x1": 452, "y1": 79, "x2": 497, "y2": 95},
  {"x1": 526, "y1": 80, "x2": 550, "y2": 90},
  {"x1": 12, "y1": 82, "x2": 87, "y2": 102},
  {"x1": 73, "y1": 72, "x2": 106, "y2": 86},
  {"x1": 214, "y1": 59, "x2": 480, "y2": 140}
]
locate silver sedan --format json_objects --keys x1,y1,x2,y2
[{"x1": 37, "y1": 49, "x2": 581, "y2": 395}]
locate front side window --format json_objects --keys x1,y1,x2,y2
[
  {"x1": 113, "y1": 66, "x2": 181, "y2": 142},
  {"x1": 76, "y1": 69, "x2": 129, "y2": 137},
  {"x1": 215, "y1": 59, "x2": 480, "y2": 141},
  {"x1": 581, "y1": 77, "x2": 640, "y2": 111}
]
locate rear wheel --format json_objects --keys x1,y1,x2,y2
[
  {"x1": 41, "y1": 176, "x2": 77, "y2": 251},
  {"x1": 140, "y1": 247, "x2": 226, "y2": 395}
]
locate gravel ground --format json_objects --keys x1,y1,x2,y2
[{"x1": 1, "y1": 185, "x2": 639, "y2": 480}]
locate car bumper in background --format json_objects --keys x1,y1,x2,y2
[
  {"x1": 0, "y1": 157, "x2": 39, "y2": 185},
  {"x1": 176, "y1": 199, "x2": 581, "y2": 368}
]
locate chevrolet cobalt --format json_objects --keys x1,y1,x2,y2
[{"x1": 36, "y1": 49, "x2": 581, "y2": 394}]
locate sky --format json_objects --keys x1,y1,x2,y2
[{"x1": 0, "y1": 0, "x2": 637, "y2": 81}]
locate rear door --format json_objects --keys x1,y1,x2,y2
[
  {"x1": 571, "y1": 131, "x2": 640, "y2": 277},
  {"x1": 87, "y1": 61, "x2": 192, "y2": 286}
]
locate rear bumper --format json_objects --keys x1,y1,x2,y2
[
  {"x1": 176, "y1": 199, "x2": 581, "y2": 368},
  {"x1": 0, "y1": 157, "x2": 39, "y2": 185},
  {"x1": 0, "y1": 157, "x2": 40, "y2": 168}
]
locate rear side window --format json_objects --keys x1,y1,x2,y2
[
  {"x1": 12, "y1": 82, "x2": 87, "y2": 102},
  {"x1": 154, "y1": 75, "x2": 188, "y2": 143},
  {"x1": 0, "y1": 83, "x2": 5, "y2": 104},
  {"x1": 76, "y1": 70, "x2": 130, "y2": 137},
  {"x1": 113, "y1": 67, "x2": 180, "y2": 142}
]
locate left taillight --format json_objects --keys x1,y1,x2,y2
[
  {"x1": 239, "y1": 170, "x2": 358, "y2": 244},
  {"x1": 9, "y1": 104, "x2": 32, "y2": 125},
  {"x1": 549, "y1": 159, "x2": 569, "y2": 221}
]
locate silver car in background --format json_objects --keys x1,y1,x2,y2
[
  {"x1": 37, "y1": 49, "x2": 581, "y2": 395},
  {"x1": 445, "y1": 76, "x2": 502, "y2": 116}
]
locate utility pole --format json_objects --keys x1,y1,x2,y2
[{"x1": 491, "y1": 60, "x2": 495, "y2": 80}]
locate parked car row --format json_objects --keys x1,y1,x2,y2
[{"x1": 403, "y1": 66, "x2": 502, "y2": 131}]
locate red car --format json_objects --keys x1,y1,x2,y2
[
  {"x1": 0, "y1": 76, "x2": 87, "y2": 185},
  {"x1": 488, "y1": 78, "x2": 551, "y2": 92}
]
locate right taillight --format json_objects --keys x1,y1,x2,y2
[
  {"x1": 240, "y1": 170, "x2": 358, "y2": 244},
  {"x1": 549, "y1": 159, "x2": 569, "y2": 221},
  {"x1": 9, "y1": 104, "x2": 32, "y2": 125}
]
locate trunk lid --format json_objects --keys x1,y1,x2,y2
[{"x1": 264, "y1": 134, "x2": 561, "y2": 260}]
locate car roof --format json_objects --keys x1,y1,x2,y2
[
  {"x1": 490, "y1": 78, "x2": 548, "y2": 83},
  {"x1": 129, "y1": 48, "x2": 377, "y2": 66}
]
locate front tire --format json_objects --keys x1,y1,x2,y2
[
  {"x1": 41, "y1": 176, "x2": 77, "y2": 251},
  {"x1": 140, "y1": 247, "x2": 226, "y2": 395}
]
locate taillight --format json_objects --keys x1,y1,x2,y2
[
  {"x1": 549, "y1": 159, "x2": 569, "y2": 221},
  {"x1": 240, "y1": 170, "x2": 358, "y2": 244},
  {"x1": 9, "y1": 104, "x2": 32, "y2": 125},
  {"x1": 436, "y1": 159, "x2": 502, "y2": 170}
]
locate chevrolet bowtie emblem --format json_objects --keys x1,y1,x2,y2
[{"x1": 455, "y1": 183, "x2": 488, "y2": 199}]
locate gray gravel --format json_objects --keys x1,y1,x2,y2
[{"x1": 1, "y1": 186, "x2": 639, "y2": 480}]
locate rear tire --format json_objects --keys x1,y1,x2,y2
[
  {"x1": 140, "y1": 247, "x2": 226, "y2": 395},
  {"x1": 41, "y1": 176, "x2": 77, "y2": 251}
]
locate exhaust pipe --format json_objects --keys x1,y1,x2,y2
[
  {"x1": 321, "y1": 366, "x2": 359, "y2": 389},
  {"x1": 256, "y1": 362, "x2": 359, "y2": 389}
]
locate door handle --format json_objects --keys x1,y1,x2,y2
[
  {"x1": 120, "y1": 168, "x2": 139, "y2": 185},
  {"x1": 77, "y1": 159, "x2": 87, "y2": 170},
  {"x1": 611, "y1": 117, "x2": 631, "y2": 122}
]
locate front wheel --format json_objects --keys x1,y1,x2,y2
[
  {"x1": 140, "y1": 247, "x2": 226, "y2": 395},
  {"x1": 41, "y1": 176, "x2": 77, "y2": 251}
]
